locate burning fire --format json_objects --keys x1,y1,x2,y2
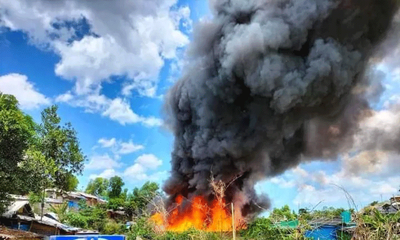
[{"x1": 150, "y1": 195, "x2": 246, "y2": 232}]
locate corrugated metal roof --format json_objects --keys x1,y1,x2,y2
[
  {"x1": 14, "y1": 215, "x2": 81, "y2": 232},
  {"x1": 45, "y1": 198, "x2": 63, "y2": 204},
  {"x1": 377, "y1": 204, "x2": 399, "y2": 214},
  {"x1": 32, "y1": 215, "x2": 81, "y2": 232},
  {"x1": 78, "y1": 192, "x2": 107, "y2": 203},
  {"x1": 9, "y1": 195, "x2": 29, "y2": 201},
  {"x1": 64, "y1": 192, "x2": 86, "y2": 199},
  {"x1": 2, "y1": 201, "x2": 30, "y2": 218}
]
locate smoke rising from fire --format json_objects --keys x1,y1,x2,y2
[{"x1": 163, "y1": 0, "x2": 400, "y2": 219}]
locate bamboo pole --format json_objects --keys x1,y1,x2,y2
[{"x1": 231, "y1": 203, "x2": 236, "y2": 240}]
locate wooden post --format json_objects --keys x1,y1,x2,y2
[{"x1": 231, "y1": 203, "x2": 236, "y2": 240}]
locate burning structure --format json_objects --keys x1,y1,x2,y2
[{"x1": 153, "y1": 0, "x2": 400, "y2": 232}]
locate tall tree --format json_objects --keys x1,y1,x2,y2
[
  {"x1": 86, "y1": 177, "x2": 109, "y2": 197},
  {"x1": 125, "y1": 181, "x2": 159, "y2": 218},
  {"x1": 36, "y1": 105, "x2": 86, "y2": 191},
  {"x1": 108, "y1": 176, "x2": 124, "y2": 199},
  {"x1": 26, "y1": 105, "x2": 86, "y2": 218},
  {"x1": 0, "y1": 94, "x2": 36, "y2": 213},
  {"x1": 269, "y1": 205, "x2": 297, "y2": 222},
  {"x1": 65, "y1": 173, "x2": 79, "y2": 192}
]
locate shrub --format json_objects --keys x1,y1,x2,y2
[
  {"x1": 103, "y1": 220, "x2": 125, "y2": 235},
  {"x1": 127, "y1": 217, "x2": 156, "y2": 240},
  {"x1": 66, "y1": 212, "x2": 87, "y2": 229},
  {"x1": 240, "y1": 217, "x2": 309, "y2": 240},
  {"x1": 157, "y1": 229, "x2": 223, "y2": 240},
  {"x1": 107, "y1": 197, "x2": 125, "y2": 211},
  {"x1": 86, "y1": 205, "x2": 107, "y2": 232}
]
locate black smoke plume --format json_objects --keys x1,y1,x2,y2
[{"x1": 163, "y1": 0, "x2": 399, "y2": 219}]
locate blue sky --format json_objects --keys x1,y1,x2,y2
[{"x1": 1, "y1": 0, "x2": 399, "y2": 214}]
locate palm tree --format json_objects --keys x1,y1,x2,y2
[{"x1": 49, "y1": 201, "x2": 69, "y2": 223}]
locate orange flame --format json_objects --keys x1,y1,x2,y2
[{"x1": 150, "y1": 195, "x2": 246, "y2": 232}]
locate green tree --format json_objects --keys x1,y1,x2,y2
[
  {"x1": 107, "y1": 197, "x2": 126, "y2": 211},
  {"x1": 120, "y1": 188, "x2": 128, "y2": 201},
  {"x1": 108, "y1": 176, "x2": 124, "y2": 199},
  {"x1": 65, "y1": 173, "x2": 79, "y2": 191},
  {"x1": 269, "y1": 205, "x2": 297, "y2": 222},
  {"x1": 36, "y1": 105, "x2": 86, "y2": 190},
  {"x1": 27, "y1": 105, "x2": 86, "y2": 218},
  {"x1": 49, "y1": 201, "x2": 69, "y2": 223},
  {"x1": 0, "y1": 94, "x2": 36, "y2": 213},
  {"x1": 125, "y1": 181, "x2": 159, "y2": 218},
  {"x1": 86, "y1": 177, "x2": 109, "y2": 197}
]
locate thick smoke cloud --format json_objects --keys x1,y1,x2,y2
[{"x1": 163, "y1": 0, "x2": 399, "y2": 219}]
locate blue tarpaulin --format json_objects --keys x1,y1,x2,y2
[
  {"x1": 49, "y1": 236, "x2": 125, "y2": 240},
  {"x1": 304, "y1": 225, "x2": 339, "y2": 240}
]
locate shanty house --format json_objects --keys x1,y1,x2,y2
[
  {"x1": 77, "y1": 192, "x2": 107, "y2": 206},
  {"x1": 391, "y1": 196, "x2": 400, "y2": 204},
  {"x1": 1, "y1": 200, "x2": 34, "y2": 231},
  {"x1": 44, "y1": 190, "x2": 107, "y2": 210},
  {"x1": 0, "y1": 199, "x2": 80, "y2": 236}
]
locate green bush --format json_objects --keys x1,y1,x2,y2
[
  {"x1": 107, "y1": 197, "x2": 125, "y2": 211},
  {"x1": 66, "y1": 212, "x2": 88, "y2": 229},
  {"x1": 66, "y1": 204, "x2": 108, "y2": 232},
  {"x1": 127, "y1": 217, "x2": 156, "y2": 240},
  {"x1": 337, "y1": 231, "x2": 352, "y2": 240},
  {"x1": 86, "y1": 205, "x2": 107, "y2": 232},
  {"x1": 157, "y1": 229, "x2": 223, "y2": 240},
  {"x1": 103, "y1": 220, "x2": 125, "y2": 235},
  {"x1": 240, "y1": 217, "x2": 308, "y2": 240}
]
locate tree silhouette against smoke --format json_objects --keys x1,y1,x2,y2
[{"x1": 163, "y1": 0, "x2": 400, "y2": 220}]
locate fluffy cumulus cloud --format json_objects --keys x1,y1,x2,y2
[
  {"x1": 134, "y1": 154, "x2": 163, "y2": 169},
  {"x1": 98, "y1": 138, "x2": 117, "y2": 148},
  {"x1": 123, "y1": 154, "x2": 164, "y2": 182},
  {"x1": 267, "y1": 154, "x2": 400, "y2": 208},
  {"x1": 85, "y1": 154, "x2": 123, "y2": 170},
  {"x1": 90, "y1": 169, "x2": 119, "y2": 180},
  {"x1": 0, "y1": 0, "x2": 191, "y2": 124},
  {"x1": 56, "y1": 93, "x2": 163, "y2": 127},
  {"x1": 88, "y1": 138, "x2": 165, "y2": 184},
  {"x1": 97, "y1": 137, "x2": 144, "y2": 155},
  {"x1": 0, "y1": 73, "x2": 50, "y2": 109}
]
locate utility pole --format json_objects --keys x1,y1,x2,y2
[{"x1": 231, "y1": 203, "x2": 236, "y2": 240}]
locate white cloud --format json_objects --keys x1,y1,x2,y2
[
  {"x1": 135, "y1": 154, "x2": 162, "y2": 169},
  {"x1": 370, "y1": 183, "x2": 397, "y2": 195},
  {"x1": 55, "y1": 91, "x2": 74, "y2": 102},
  {"x1": 141, "y1": 117, "x2": 164, "y2": 127},
  {"x1": 0, "y1": 73, "x2": 50, "y2": 109},
  {"x1": 97, "y1": 137, "x2": 144, "y2": 155},
  {"x1": 123, "y1": 154, "x2": 164, "y2": 182},
  {"x1": 269, "y1": 177, "x2": 295, "y2": 189},
  {"x1": 297, "y1": 167, "x2": 397, "y2": 208},
  {"x1": 102, "y1": 98, "x2": 142, "y2": 125},
  {"x1": 56, "y1": 92, "x2": 163, "y2": 127},
  {"x1": 124, "y1": 163, "x2": 147, "y2": 177},
  {"x1": 267, "y1": 150, "x2": 400, "y2": 208},
  {"x1": 119, "y1": 141, "x2": 145, "y2": 155},
  {"x1": 98, "y1": 138, "x2": 117, "y2": 148},
  {"x1": 292, "y1": 167, "x2": 309, "y2": 178},
  {"x1": 147, "y1": 171, "x2": 168, "y2": 182},
  {"x1": 90, "y1": 169, "x2": 119, "y2": 179},
  {"x1": 0, "y1": 0, "x2": 191, "y2": 97},
  {"x1": 86, "y1": 154, "x2": 122, "y2": 170},
  {"x1": 89, "y1": 167, "x2": 167, "y2": 184}
]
